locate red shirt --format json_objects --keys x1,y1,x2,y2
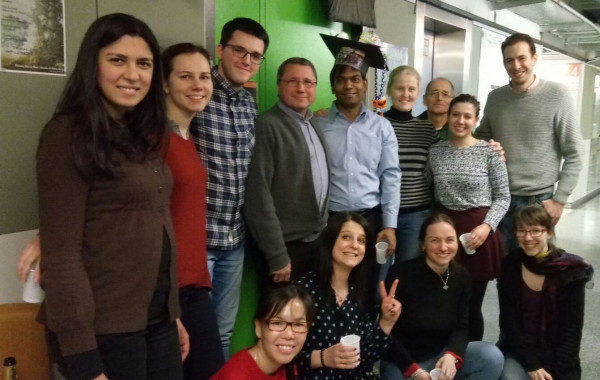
[
  {"x1": 210, "y1": 349, "x2": 286, "y2": 380},
  {"x1": 166, "y1": 132, "x2": 211, "y2": 288}
]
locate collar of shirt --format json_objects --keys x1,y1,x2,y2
[
  {"x1": 168, "y1": 119, "x2": 189, "y2": 139},
  {"x1": 328, "y1": 101, "x2": 368, "y2": 122},
  {"x1": 509, "y1": 74, "x2": 539, "y2": 93},
  {"x1": 277, "y1": 101, "x2": 314, "y2": 121},
  {"x1": 211, "y1": 65, "x2": 250, "y2": 98}
]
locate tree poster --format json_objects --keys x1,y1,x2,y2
[{"x1": 1, "y1": 0, "x2": 65, "y2": 75}]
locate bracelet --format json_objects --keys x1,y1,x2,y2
[{"x1": 320, "y1": 349, "x2": 326, "y2": 368}]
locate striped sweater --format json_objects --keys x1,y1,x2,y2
[{"x1": 384, "y1": 108, "x2": 439, "y2": 212}]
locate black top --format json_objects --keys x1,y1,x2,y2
[
  {"x1": 498, "y1": 250, "x2": 587, "y2": 380},
  {"x1": 383, "y1": 256, "x2": 471, "y2": 374}
]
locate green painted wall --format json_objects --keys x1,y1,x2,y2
[
  {"x1": 214, "y1": 0, "x2": 344, "y2": 354},
  {"x1": 215, "y1": 0, "x2": 341, "y2": 114}
]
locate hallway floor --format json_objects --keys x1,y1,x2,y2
[{"x1": 482, "y1": 195, "x2": 600, "y2": 379}]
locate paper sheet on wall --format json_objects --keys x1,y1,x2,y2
[{"x1": 1, "y1": 0, "x2": 65, "y2": 75}]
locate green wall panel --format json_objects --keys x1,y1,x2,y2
[{"x1": 215, "y1": 0, "x2": 345, "y2": 355}]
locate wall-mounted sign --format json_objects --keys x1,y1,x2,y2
[{"x1": 1, "y1": 0, "x2": 66, "y2": 75}]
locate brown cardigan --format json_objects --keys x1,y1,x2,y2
[{"x1": 36, "y1": 116, "x2": 179, "y2": 357}]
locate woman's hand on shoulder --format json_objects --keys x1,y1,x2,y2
[
  {"x1": 468, "y1": 224, "x2": 492, "y2": 250},
  {"x1": 434, "y1": 354, "x2": 457, "y2": 380},
  {"x1": 379, "y1": 280, "x2": 401, "y2": 334},
  {"x1": 321, "y1": 344, "x2": 360, "y2": 369},
  {"x1": 527, "y1": 368, "x2": 553, "y2": 380}
]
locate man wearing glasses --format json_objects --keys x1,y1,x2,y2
[
  {"x1": 190, "y1": 17, "x2": 268, "y2": 360},
  {"x1": 245, "y1": 57, "x2": 329, "y2": 283},
  {"x1": 417, "y1": 77, "x2": 455, "y2": 140}
]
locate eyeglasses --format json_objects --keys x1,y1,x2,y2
[
  {"x1": 427, "y1": 90, "x2": 453, "y2": 99},
  {"x1": 224, "y1": 44, "x2": 265, "y2": 65},
  {"x1": 516, "y1": 228, "x2": 547, "y2": 237},
  {"x1": 266, "y1": 319, "x2": 309, "y2": 333},
  {"x1": 279, "y1": 79, "x2": 317, "y2": 88}
]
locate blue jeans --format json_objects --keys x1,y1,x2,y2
[
  {"x1": 499, "y1": 193, "x2": 553, "y2": 254},
  {"x1": 500, "y1": 355, "x2": 530, "y2": 380},
  {"x1": 380, "y1": 341, "x2": 504, "y2": 380},
  {"x1": 379, "y1": 209, "x2": 430, "y2": 285},
  {"x1": 207, "y1": 244, "x2": 244, "y2": 360}
]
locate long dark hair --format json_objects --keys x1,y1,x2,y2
[
  {"x1": 317, "y1": 212, "x2": 375, "y2": 311},
  {"x1": 52, "y1": 13, "x2": 167, "y2": 179}
]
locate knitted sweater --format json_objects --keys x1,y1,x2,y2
[
  {"x1": 384, "y1": 108, "x2": 439, "y2": 212},
  {"x1": 474, "y1": 79, "x2": 583, "y2": 204},
  {"x1": 427, "y1": 140, "x2": 510, "y2": 230}
]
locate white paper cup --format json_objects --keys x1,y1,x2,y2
[
  {"x1": 23, "y1": 269, "x2": 44, "y2": 303},
  {"x1": 429, "y1": 368, "x2": 441, "y2": 380},
  {"x1": 340, "y1": 334, "x2": 360, "y2": 366},
  {"x1": 459, "y1": 233, "x2": 476, "y2": 255},
  {"x1": 375, "y1": 242, "x2": 389, "y2": 264}
]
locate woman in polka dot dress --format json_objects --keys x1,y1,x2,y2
[{"x1": 294, "y1": 212, "x2": 401, "y2": 379}]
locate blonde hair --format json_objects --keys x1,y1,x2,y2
[{"x1": 386, "y1": 65, "x2": 421, "y2": 95}]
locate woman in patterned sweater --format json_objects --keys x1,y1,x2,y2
[{"x1": 427, "y1": 94, "x2": 510, "y2": 341}]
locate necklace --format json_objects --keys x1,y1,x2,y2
[
  {"x1": 437, "y1": 268, "x2": 450, "y2": 290},
  {"x1": 334, "y1": 289, "x2": 348, "y2": 305}
]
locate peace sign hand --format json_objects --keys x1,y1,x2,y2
[{"x1": 379, "y1": 279, "x2": 401, "y2": 334}]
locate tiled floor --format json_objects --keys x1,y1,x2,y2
[{"x1": 482, "y1": 195, "x2": 600, "y2": 380}]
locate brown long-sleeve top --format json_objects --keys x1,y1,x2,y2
[{"x1": 36, "y1": 116, "x2": 179, "y2": 358}]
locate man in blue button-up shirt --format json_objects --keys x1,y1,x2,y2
[{"x1": 316, "y1": 42, "x2": 401, "y2": 255}]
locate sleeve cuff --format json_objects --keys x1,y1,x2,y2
[
  {"x1": 445, "y1": 350, "x2": 464, "y2": 369},
  {"x1": 403, "y1": 363, "x2": 421, "y2": 378},
  {"x1": 63, "y1": 348, "x2": 104, "y2": 379},
  {"x1": 381, "y1": 214, "x2": 397, "y2": 229}
]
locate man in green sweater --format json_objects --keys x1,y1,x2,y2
[{"x1": 475, "y1": 32, "x2": 583, "y2": 253}]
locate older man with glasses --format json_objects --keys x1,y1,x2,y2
[
  {"x1": 417, "y1": 77, "x2": 455, "y2": 140},
  {"x1": 245, "y1": 57, "x2": 330, "y2": 284}
]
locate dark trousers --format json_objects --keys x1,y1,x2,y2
[
  {"x1": 49, "y1": 320, "x2": 182, "y2": 380},
  {"x1": 469, "y1": 281, "x2": 489, "y2": 341},
  {"x1": 96, "y1": 320, "x2": 182, "y2": 380},
  {"x1": 179, "y1": 286, "x2": 224, "y2": 380},
  {"x1": 52, "y1": 320, "x2": 183, "y2": 380}
]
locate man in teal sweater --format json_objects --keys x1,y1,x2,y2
[{"x1": 475, "y1": 33, "x2": 583, "y2": 253}]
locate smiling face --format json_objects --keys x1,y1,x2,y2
[
  {"x1": 277, "y1": 63, "x2": 316, "y2": 116},
  {"x1": 422, "y1": 221, "x2": 458, "y2": 273},
  {"x1": 448, "y1": 102, "x2": 479, "y2": 139},
  {"x1": 389, "y1": 72, "x2": 419, "y2": 112},
  {"x1": 254, "y1": 298, "x2": 308, "y2": 371},
  {"x1": 97, "y1": 35, "x2": 154, "y2": 119},
  {"x1": 503, "y1": 41, "x2": 538, "y2": 91},
  {"x1": 164, "y1": 52, "x2": 213, "y2": 118},
  {"x1": 423, "y1": 78, "x2": 453, "y2": 116},
  {"x1": 332, "y1": 66, "x2": 367, "y2": 111},
  {"x1": 517, "y1": 224, "x2": 551, "y2": 256},
  {"x1": 331, "y1": 220, "x2": 366, "y2": 272},
  {"x1": 216, "y1": 30, "x2": 264, "y2": 90}
]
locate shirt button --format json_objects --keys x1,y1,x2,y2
[
  {"x1": 158, "y1": 186, "x2": 163, "y2": 193},
  {"x1": 153, "y1": 167, "x2": 159, "y2": 173}
]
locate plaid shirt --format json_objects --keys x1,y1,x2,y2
[{"x1": 190, "y1": 67, "x2": 257, "y2": 250}]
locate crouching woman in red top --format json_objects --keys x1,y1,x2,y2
[{"x1": 211, "y1": 284, "x2": 315, "y2": 380}]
